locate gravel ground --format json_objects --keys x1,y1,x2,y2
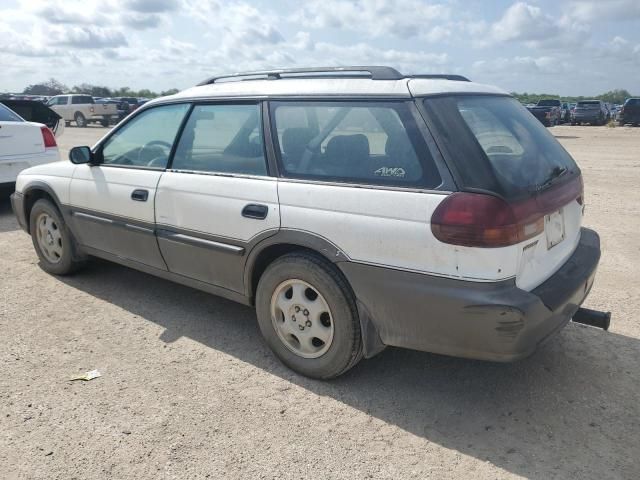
[{"x1": 1, "y1": 124, "x2": 639, "y2": 479}]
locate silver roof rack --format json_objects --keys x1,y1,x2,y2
[
  {"x1": 195, "y1": 67, "x2": 471, "y2": 86},
  {"x1": 196, "y1": 66, "x2": 404, "y2": 86},
  {"x1": 408, "y1": 74, "x2": 470, "y2": 82}
]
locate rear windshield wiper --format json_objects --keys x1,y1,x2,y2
[{"x1": 529, "y1": 166, "x2": 569, "y2": 192}]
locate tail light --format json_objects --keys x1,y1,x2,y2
[
  {"x1": 431, "y1": 176, "x2": 583, "y2": 248},
  {"x1": 90, "y1": 106, "x2": 95, "y2": 113},
  {"x1": 41, "y1": 126, "x2": 57, "y2": 148}
]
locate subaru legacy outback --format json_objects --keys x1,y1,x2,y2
[{"x1": 11, "y1": 67, "x2": 606, "y2": 379}]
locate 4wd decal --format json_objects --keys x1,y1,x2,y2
[{"x1": 374, "y1": 167, "x2": 406, "y2": 178}]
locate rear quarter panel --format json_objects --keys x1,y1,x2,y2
[{"x1": 277, "y1": 181, "x2": 521, "y2": 282}]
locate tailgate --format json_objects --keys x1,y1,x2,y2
[
  {"x1": 0, "y1": 121, "x2": 45, "y2": 158},
  {"x1": 516, "y1": 196, "x2": 583, "y2": 291}
]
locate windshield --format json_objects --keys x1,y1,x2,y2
[
  {"x1": 422, "y1": 95, "x2": 579, "y2": 199},
  {"x1": 537, "y1": 100, "x2": 559, "y2": 106}
]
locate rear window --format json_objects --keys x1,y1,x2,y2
[
  {"x1": 537, "y1": 100, "x2": 559, "y2": 106},
  {"x1": 624, "y1": 98, "x2": 639, "y2": 106},
  {"x1": 0, "y1": 103, "x2": 23, "y2": 122},
  {"x1": 577, "y1": 101, "x2": 600, "y2": 108},
  {"x1": 422, "y1": 95, "x2": 579, "y2": 200}
]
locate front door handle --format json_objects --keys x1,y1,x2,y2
[
  {"x1": 131, "y1": 189, "x2": 149, "y2": 202},
  {"x1": 242, "y1": 203, "x2": 268, "y2": 220}
]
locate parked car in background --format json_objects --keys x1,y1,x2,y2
[
  {"x1": 618, "y1": 98, "x2": 640, "y2": 126},
  {"x1": 94, "y1": 97, "x2": 126, "y2": 123},
  {"x1": 0, "y1": 102, "x2": 59, "y2": 196},
  {"x1": 560, "y1": 102, "x2": 571, "y2": 123},
  {"x1": 527, "y1": 99, "x2": 562, "y2": 126},
  {"x1": 571, "y1": 100, "x2": 608, "y2": 125},
  {"x1": 11, "y1": 66, "x2": 603, "y2": 379},
  {"x1": 47, "y1": 94, "x2": 117, "y2": 127},
  {"x1": 114, "y1": 97, "x2": 144, "y2": 116},
  {"x1": 0, "y1": 99, "x2": 65, "y2": 137}
]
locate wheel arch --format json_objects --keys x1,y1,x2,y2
[
  {"x1": 244, "y1": 231, "x2": 386, "y2": 359},
  {"x1": 244, "y1": 230, "x2": 350, "y2": 301},
  {"x1": 21, "y1": 182, "x2": 64, "y2": 234}
]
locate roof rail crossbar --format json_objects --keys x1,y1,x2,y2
[
  {"x1": 408, "y1": 74, "x2": 471, "y2": 82},
  {"x1": 196, "y1": 66, "x2": 404, "y2": 86}
]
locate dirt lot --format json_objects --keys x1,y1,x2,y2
[{"x1": 1, "y1": 124, "x2": 639, "y2": 479}]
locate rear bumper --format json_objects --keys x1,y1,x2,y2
[
  {"x1": 0, "y1": 150, "x2": 59, "y2": 184},
  {"x1": 340, "y1": 228, "x2": 601, "y2": 361},
  {"x1": 10, "y1": 191, "x2": 28, "y2": 232}
]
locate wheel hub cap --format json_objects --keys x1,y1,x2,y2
[
  {"x1": 270, "y1": 279, "x2": 334, "y2": 359},
  {"x1": 35, "y1": 213, "x2": 63, "y2": 264}
]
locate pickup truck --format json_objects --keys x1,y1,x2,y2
[
  {"x1": 46, "y1": 94, "x2": 117, "y2": 128},
  {"x1": 527, "y1": 99, "x2": 562, "y2": 127}
]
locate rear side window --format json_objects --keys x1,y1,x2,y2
[
  {"x1": 271, "y1": 101, "x2": 441, "y2": 188},
  {"x1": 172, "y1": 104, "x2": 267, "y2": 176},
  {"x1": 72, "y1": 96, "x2": 92, "y2": 104},
  {"x1": 423, "y1": 95, "x2": 579, "y2": 200},
  {"x1": 0, "y1": 103, "x2": 24, "y2": 122}
]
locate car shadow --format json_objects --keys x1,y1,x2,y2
[
  {"x1": 0, "y1": 197, "x2": 19, "y2": 233},
  {"x1": 56, "y1": 259, "x2": 639, "y2": 479}
]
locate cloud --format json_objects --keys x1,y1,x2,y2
[
  {"x1": 121, "y1": 13, "x2": 164, "y2": 29},
  {"x1": 566, "y1": 0, "x2": 640, "y2": 22},
  {"x1": 36, "y1": 5, "x2": 101, "y2": 25},
  {"x1": 291, "y1": 0, "x2": 450, "y2": 41},
  {"x1": 488, "y1": 2, "x2": 560, "y2": 43},
  {"x1": 122, "y1": 0, "x2": 180, "y2": 13},
  {"x1": 50, "y1": 26, "x2": 128, "y2": 49}
]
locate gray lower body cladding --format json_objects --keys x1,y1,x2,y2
[
  {"x1": 339, "y1": 228, "x2": 600, "y2": 362},
  {"x1": 13, "y1": 189, "x2": 601, "y2": 363}
]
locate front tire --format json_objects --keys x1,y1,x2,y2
[
  {"x1": 29, "y1": 199, "x2": 85, "y2": 275},
  {"x1": 255, "y1": 253, "x2": 362, "y2": 379}
]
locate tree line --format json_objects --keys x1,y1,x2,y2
[
  {"x1": 19, "y1": 78, "x2": 179, "y2": 99},
  {"x1": 511, "y1": 89, "x2": 634, "y2": 105},
  {"x1": 13, "y1": 78, "x2": 637, "y2": 105}
]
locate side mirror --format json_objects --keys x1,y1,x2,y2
[{"x1": 69, "y1": 146, "x2": 93, "y2": 164}]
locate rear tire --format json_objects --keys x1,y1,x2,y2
[
  {"x1": 29, "y1": 199, "x2": 86, "y2": 275},
  {"x1": 75, "y1": 112, "x2": 87, "y2": 128},
  {"x1": 255, "y1": 253, "x2": 362, "y2": 379}
]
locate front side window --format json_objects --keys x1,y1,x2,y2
[
  {"x1": 48, "y1": 97, "x2": 66, "y2": 106},
  {"x1": 271, "y1": 101, "x2": 441, "y2": 188},
  {"x1": 172, "y1": 103, "x2": 267, "y2": 176},
  {"x1": 101, "y1": 103, "x2": 190, "y2": 168}
]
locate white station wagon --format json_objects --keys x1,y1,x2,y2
[{"x1": 11, "y1": 67, "x2": 607, "y2": 379}]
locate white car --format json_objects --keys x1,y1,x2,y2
[
  {"x1": 11, "y1": 67, "x2": 606, "y2": 379},
  {"x1": 0, "y1": 102, "x2": 59, "y2": 195}
]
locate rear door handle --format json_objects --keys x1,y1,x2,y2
[
  {"x1": 131, "y1": 189, "x2": 149, "y2": 202},
  {"x1": 242, "y1": 204, "x2": 268, "y2": 220}
]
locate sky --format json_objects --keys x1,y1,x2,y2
[{"x1": 0, "y1": 0, "x2": 639, "y2": 95}]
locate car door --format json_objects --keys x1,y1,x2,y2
[
  {"x1": 154, "y1": 102, "x2": 280, "y2": 293},
  {"x1": 68, "y1": 103, "x2": 190, "y2": 270},
  {"x1": 269, "y1": 99, "x2": 454, "y2": 276}
]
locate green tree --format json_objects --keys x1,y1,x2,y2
[{"x1": 23, "y1": 78, "x2": 68, "y2": 96}]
